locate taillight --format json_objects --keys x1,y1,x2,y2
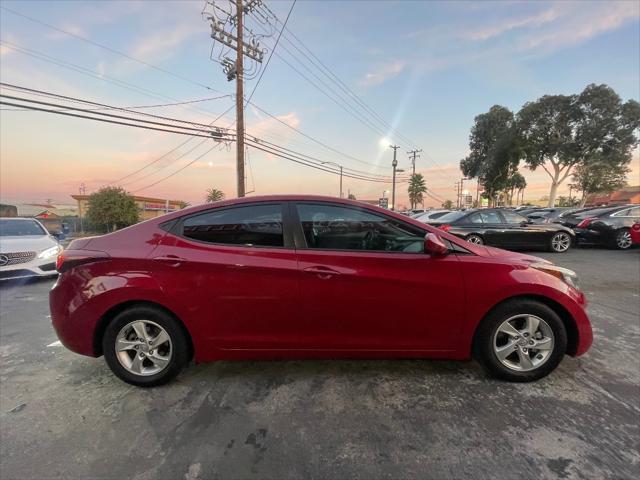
[
  {"x1": 439, "y1": 224, "x2": 452, "y2": 232},
  {"x1": 632, "y1": 223, "x2": 640, "y2": 232},
  {"x1": 576, "y1": 217, "x2": 597, "y2": 229},
  {"x1": 56, "y1": 249, "x2": 110, "y2": 273}
]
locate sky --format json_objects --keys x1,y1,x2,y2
[{"x1": 1, "y1": 0, "x2": 639, "y2": 209}]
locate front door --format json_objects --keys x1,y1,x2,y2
[{"x1": 292, "y1": 202, "x2": 465, "y2": 351}]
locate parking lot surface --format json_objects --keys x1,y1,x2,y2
[{"x1": 1, "y1": 248, "x2": 639, "y2": 480}]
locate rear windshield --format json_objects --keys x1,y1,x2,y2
[
  {"x1": 0, "y1": 219, "x2": 47, "y2": 236},
  {"x1": 575, "y1": 207, "x2": 618, "y2": 218},
  {"x1": 434, "y1": 211, "x2": 468, "y2": 223}
]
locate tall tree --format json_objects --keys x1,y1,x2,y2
[
  {"x1": 85, "y1": 186, "x2": 138, "y2": 232},
  {"x1": 460, "y1": 105, "x2": 521, "y2": 207},
  {"x1": 572, "y1": 160, "x2": 629, "y2": 206},
  {"x1": 205, "y1": 188, "x2": 225, "y2": 203},
  {"x1": 347, "y1": 193, "x2": 357, "y2": 200},
  {"x1": 505, "y1": 172, "x2": 527, "y2": 206},
  {"x1": 407, "y1": 173, "x2": 427, "y2": 209},
  {"x1": 518, "y1": 85, "x2": 639, "y2": 207}
]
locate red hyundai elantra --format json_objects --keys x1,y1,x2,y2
[{"x1": 50, "y1": 196, "x2": 592, "y2": 387}]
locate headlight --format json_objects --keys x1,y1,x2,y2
[
  {"x1": 38, "y1": 245, "x2": 62, "y2": 259},
  {"x1": 530, "y1": 262, "x2": 580, "y2": 290}
]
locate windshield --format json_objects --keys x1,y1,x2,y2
[
  {"x1": 434, "y1": 211, "x2": 468, "y2": 223},
  {"x1": 0, "y1": 219, "x2": 47, "y2": 236}
]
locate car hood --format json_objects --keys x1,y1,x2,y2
[
  {"x1": 480, "y1": 244, "x2": 550, "y2": 264},
  {"x1": 0, "y1": 235, "x2": 58, "y2": 253}
]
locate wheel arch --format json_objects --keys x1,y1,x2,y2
[
  {"x1": 93, "y1": 300, "x2": 194, "y2": 359},
  {"x1": 471, "y1": 294, "x2": 579, "y2": 356}
]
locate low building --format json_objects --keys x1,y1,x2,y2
[
  {"x1": 585, "y1": 185, "x2": 640, "y2": 207},
  {"x1": 71, "y1": 194, "x2": 185, "y2": 221}
]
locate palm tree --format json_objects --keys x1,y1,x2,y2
[
  {"x1": 408, "y1": 174, "x2": 427, "y2": 209},
  {"x1": 205, "y1": 188, "x2": 225, "y2": 203}
]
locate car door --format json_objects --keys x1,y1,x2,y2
[
  {"x1": 477, "y1": 210, "x2": 507, "y2": 246},
  {"x1": 499, "y1": 210, "x2": 541, "y2": 247},
  {"x1": 152, "y1": 202, "x2": 300, "y2": 350},
  {"x1": 291, "y1": 202, "x2": 465, "y2": 351}
]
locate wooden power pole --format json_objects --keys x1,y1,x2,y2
[{"x1": 235, "y1": 0, "x2": 245, "y2": 197}]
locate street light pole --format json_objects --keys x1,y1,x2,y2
[
  {"x1": 390, "y1": 145, "x2": 400, "y2": 211},
  {"x1": 321, "y1": 161, "x2": 343, "y2": 198}
]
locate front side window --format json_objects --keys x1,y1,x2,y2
[
  {"x1": 480, "y1": 211, "x2": 503, "y2": 224},
  {"x1": 296, "y1": 203, "x2": 424, "y2": 253},
  {"x1": 501, "y1": 210, "x2": 527, "y2": 224},
  {"x1": 182, "y1": 204, "x2": 283, "y2": 247}
]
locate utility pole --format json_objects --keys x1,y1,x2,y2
[
  {"x1": 321, "y1": 161, "x2": 343, "y2": 198},
  {"x1": 407, "y1": 149, "x2": 421, "y2": 176},
  {"x1": 206, "y1": 0, "x2": 265, "y2": 198},
  {"x1": 235, "y1": 0, "x2": 245, "y2": 197},
  {"x1": 454, "y1": 182, "x2": 460, "y2": 208},
  {"x1": 390, "y1": 145, "x2": 400, "y2": 211}
]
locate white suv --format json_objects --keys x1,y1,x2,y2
[{"x1": 0, "y1": 218, "x2": 63, "y2": 280}]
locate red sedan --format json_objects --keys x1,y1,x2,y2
[
  {"x1": 50, "y1": 196, "x2": 592, "y2": 387},
  {"x1": 632, "y1": 221, "x2": 640, "y2": 245}
]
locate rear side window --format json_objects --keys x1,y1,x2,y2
[
  {"x1": 182, "y1": 204, "x2": 283, "y2": 247},
  {"x1": 480, "y1": 211, "x2": 502, "y2": 223},
  {"x1": 501, "y1": 210, "x2": 527, "y2": 224}
]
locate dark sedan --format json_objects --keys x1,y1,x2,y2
[
  {"x1": 560, "y1": 204, "x2": 640, "y2": 249},
  {"x1": 526, "y1": 207, "x2": 580, "y2": 224},
  {"x1": 428, "y1": 209, "x2": 575, "y2": 253}
]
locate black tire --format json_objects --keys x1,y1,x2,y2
[
  {"x1": 549, "y1": 231, "x2": 572, "y2": 253},
  {"x1": 613, "y1": 228, "x2": 632, "y2": 250},
  {"x1": 466, "y1": 234, "x2": 484, "y2": 245},
  {"x1": 473, "y1": 299, "x2": 567, "y2": 382},
  {"x1": 103, "y1": 305, "x2": 190, "y2": 387}
]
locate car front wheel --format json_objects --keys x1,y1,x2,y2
[
  {"x1": 103, "y1": 305, "x2": 190, "y2": 387},
  {"x1": 550, "y1": 232, "x2": 571, "y2": 253},
  {"x1": 466, "y1": 234, "x2": 484, "y2": 245},
  {"x1": 474, "y1": 299, "x2": 567, "y2": 382},
  {"x1": 614, "y1": 228, "x2": 632, "y2": 250}
]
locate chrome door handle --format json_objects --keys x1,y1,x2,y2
[
  {"x1": 303, "y1": 266, "x2": 341, "y2": 279},
  {"x1": 153, "y1": 255, "x2": 186, "y2": 267}
]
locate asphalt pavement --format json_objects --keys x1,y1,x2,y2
[{"x1": 1, "y1": 248, "x2": 639, "y2": 480}]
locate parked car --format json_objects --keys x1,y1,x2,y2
[
  {"x1": 50, "y1": 196, "x2": 592, "y2": 387},
  {"x1": 427, "y1": 208, "x2": 575, "y2": 253},
  {"x1": 526, "y1": 207, "x2": 580, "y2": 224},
  {"x1": 563, "y1": 205, "x2": 640, "y2": 249},
  {"x1": 413, "y1": 209, "x2": 451, "y2": 223},
  {"x1": 407, "y1": 209, "x2": 426, "y2": 217},
  {"x1": 0, "y1": 217, "x2": 62, "y2": 280},
  {"x1": 631, "y1": 221, "x2": 640, "y2": 245}
]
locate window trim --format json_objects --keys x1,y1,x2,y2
[
  {"x1": 611, "y1": 208, "x2": 639, "y2": 218},
  {"x1": 171, "y1": 202, "x2": 293, "y2": 250},
  {"x1": 291, "y1": 201, "x2": 429, "y2": 254}
]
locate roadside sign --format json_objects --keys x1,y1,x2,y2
[{"x1": 378, "y1": 198, "x2": 389, "y2": 209}]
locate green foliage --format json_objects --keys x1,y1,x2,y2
[
  {"x1": 572, "y1": 160, "x2": 629, "y2": 204},
  {"x1": 205, "y1": 188, "x2": 225, "y2": 203},
  {"x1": 555, "y1": 196, "x2": 580, "y2": 207},
  {"x1": 441, "y1": 199, "x2": 454, "y2": 209},
  {"x1": 85, "y1": 187, "x2": 139, "y2": 233},
  {"x1": 347, "y1": 193, "x2": 356, "y2": 200},
  {"x1": 407, "y1": 173, "x2": 427, "y2": 209},
  {"x1": 460, "y1": 105, "x2": 521, "y2": 205},
  {"x1": 177, "y1": 201, "x2": 191, "y2": 209}
]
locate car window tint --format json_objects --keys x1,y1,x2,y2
[
  {"x1": 430, "y1": 211, "x2": 449, "y2": 219},
  {"x1": 468, "y1": 213, "x2": 483, "y2": 224},
  {"x1": 501, "y1": 210, "x2": 527, "y2": 224},
  {"x1": 182, "y1": 204, "x2": 283, "y2": 247},
  {"x1": 0, "y1": 219, "x2": 46, "y2": 236},
  {"x1": 629, "y1": 207, "x2": 640, "y2": 217},
  {"x1": 434, "y1": 211, "x2": 467, "y2": 223},
  {"x1": 296, "y1": 204, "x2": 424, "y2": 253},
  {"x1": 480, "y1": 211, "x2": 502, "y2": 223}
]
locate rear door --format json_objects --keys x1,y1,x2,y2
[
  {"x1": 477, "y1": 210, "x2": 507, "y2": 246},
  {"x1": 152, "y1": 202, "x2": 300, "y2": 350},
  {"x1": 499, "y1": 210, "x2": 541, "y2": 247},
  {"x1": 292, "y1": 202, "x2": 465, "y2": 351}
]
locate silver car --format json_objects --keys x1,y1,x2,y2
[{"x1": 0, "y1": 218, "x2": 63, "y2": 280}]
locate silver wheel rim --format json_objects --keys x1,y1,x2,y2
[
  {"x1": 493, "y1": 314, "x2": 555, "y2": 372},
  {"x1": 467, "y1": 235, "x2": 483, "y2": 245},
  {"x1": 617, "y1": 231, "x2": 631, "y2": 249},
  {"x1": 552, "y1": 233, "x2": 571, "y2": 252},
  {"x1": 115, "y1": 320, "x2": 172, "y2": 376}
]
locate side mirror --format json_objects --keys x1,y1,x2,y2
[{"x1": 425, "y1": 232, "x2": 449, "y2": 256}]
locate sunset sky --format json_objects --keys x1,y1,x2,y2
[{"x1": 1, "y1": 0, "x2": 639, "y2": 209}]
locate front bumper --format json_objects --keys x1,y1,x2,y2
[{"x1": 0, "y1": 258, "x2": 58, "y2": 280}]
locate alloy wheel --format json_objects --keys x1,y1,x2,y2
[
  {"x1": 467, "y1": 235, "x2": 483, "y2": 245},
  {"x1": 493, "y1": 314, "x2": 555, "y2": 372},
  {"x1": 115, "y1": 320, "x2": 172, "y2": 376},
  {"x1": 616, "y1": 230, "x2": 632, "y2": 249},
  {"x1": 551, "y1": 232, "x2": 571, "y2": 252}
]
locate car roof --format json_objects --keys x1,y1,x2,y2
[{"x1": 0, "y1": 217, "x2": 39, "y2": 221}]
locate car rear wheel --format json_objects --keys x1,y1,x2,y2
[
  {"x1": 550, "y1": 232, "x2": 571, "y2": 253},
  {"x1": 614, "y1": 228, "x2": 632, "y2": 250},
  {"x1": 466, "y1": 234, "x2": 484, "y2": 245},
  {"x1": 474, "y1": 299, "x2": 567, "y2": 382},
  {"x1": 103, "y1": 305, "x2": 190, "y2": 387}
]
